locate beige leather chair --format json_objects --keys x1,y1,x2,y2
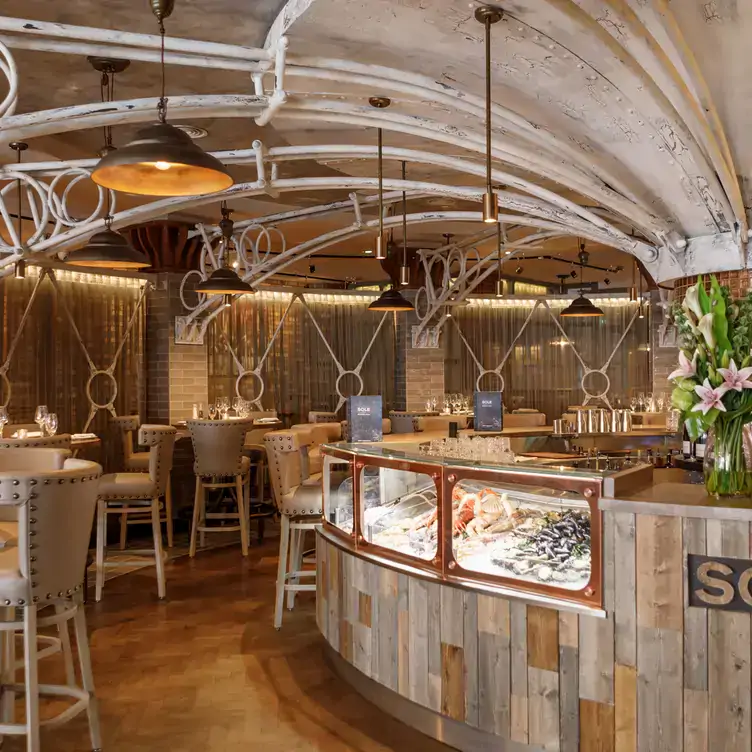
[
  {"x1": 0, "y1": 451, "x2": 102, "y2": 751},
  {"x1": 417, "y1": 415, "x2": 469, "y2": 432},
  {"x1": 291, "y1": 422, "x2": 342, "y2": 476},
  {"x1": 503, "y1": 413, "x2": 546, "y2": 428},
  {"x1": 187, "y1": 418, "x2": 254, "y2": 558},
  {"x1": 111, "y1": 415, "x2": 150, "y2": 471},
  {"x1": 0, "y1": 434, "x2": 72, "y2": 450},
  {"x1": 308, "y1": 411, "x2": 338, "y2": 424},
  {"x1": 265, "y1": 430, "x2": 323, "y2": 629},
  {"x1": 95, "y1": 425, "x2": 176, "y2": 601}
]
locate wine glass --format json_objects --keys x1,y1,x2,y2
[
  {"x1": 637, "y1": 392, "x2": 646, "y2": 412},
  {"x1": 34, "y1": 405, "x2": 48, "y2": 435},
  {"x1": 45, "y1": 413, "x2": 58, "y2": 436},
  {"x1": 0, "y1": 406, "x2": 8, "y2": 438},
  {"x1": 629, "y1": 396, "x2": 639, "y2": 413},
  {"x1": 208, "y1": 404, "x2": 217, "y2": 420}
]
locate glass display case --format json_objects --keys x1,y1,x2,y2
[{"x1": 321, "y1": 442, "x2": 652, "y2": 609}]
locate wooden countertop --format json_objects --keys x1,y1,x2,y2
[{"x1": 600, "y1": 468, "x2": 752, "y2": 521}]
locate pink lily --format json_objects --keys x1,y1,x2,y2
[
  {"x1": 668, "y1": 350, "x2": 697, "y2": 382},
  {"x1": 692, "y1": 379, "x2": 729, "y2": 415},
  {"x1": 717, "y1": 359, "x2": 752, "y2": 392}
]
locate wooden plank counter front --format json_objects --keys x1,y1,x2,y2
[{"x1": 316, "y1": 474, "x2": 752, "y2": 751}]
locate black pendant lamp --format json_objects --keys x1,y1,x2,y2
[
  {"x1": 67, "y1": 217, "x2": 150, "y2": 269},
  {"x1": 91, "y1": 1, "x2": 233, "y2": 197},
  {"x1": 196, "y1": 203, "x2": 254, "y2": 295},
  {"x1": 368, "y1": 287, "x2": 414, "y2": 312},
  {"x1": 476, "y1": 6, "x2": 503, "y2": 223},
  {"x1": 560, "y1": 243, "x2": 604, "y2": 318}
]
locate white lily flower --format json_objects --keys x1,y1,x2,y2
[{"x1": 697, "y1": 313, "x2": 716, "y2": 350}]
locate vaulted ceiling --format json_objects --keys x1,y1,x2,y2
[{"x1": 0, "y1": 0, "x2": 748, "y2": 289}]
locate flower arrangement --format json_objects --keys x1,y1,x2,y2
[{"x1": 670, "y1": 275, "x2": 752, "y2": 496}]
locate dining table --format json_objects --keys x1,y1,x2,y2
[{"x1": 172, "y1": 418, "x2": 283, "y2": 450}]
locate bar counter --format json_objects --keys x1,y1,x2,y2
[{"x1": 316, "y1": 443, "x2": 752, "y2": 751}]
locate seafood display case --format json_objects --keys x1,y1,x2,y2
[{"x1": 321, "y1": 443, "x2": 652, "y2": 610}]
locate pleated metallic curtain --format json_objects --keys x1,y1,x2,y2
[
  {"x1": 0, "y1": 270, "x2": 146, "y2": 453},
  {"x1": 207, "y1": 293, "x2": 396, "y2": 424},
  {"x1": 445, "y1": 300, "x2": 651, "y2": 421}
]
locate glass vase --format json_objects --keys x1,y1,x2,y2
[{"x1": 703, "y1": 418, "x2": 752, "y2": 497}]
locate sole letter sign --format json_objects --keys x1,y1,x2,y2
[{"x1": 689, "y1": 554, "x2": 752, "y2": 612}]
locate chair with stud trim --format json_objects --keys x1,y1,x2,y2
[
  {"x1": 187, "y1": 418, "x2": 254, "y2": 558},
  {"x1": 0, "y1": 449, "x2": 102, "y2": 752},
  {"x1": 0, "y1": 435, "x2": 72, "y2": 451},
  {"x1": 265, "y1": 429, "x2": 324, "y2": 629},
  {"x1": 94, "y1": 425, "x2": 176, "y2": 601}
]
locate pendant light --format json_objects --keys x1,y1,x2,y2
[
  {"x1": 399, "y1": 160, "x2": 410, "y2": 285},
  {"x1": 495, "y1": 221, "x2": 504, "y2": 297},
  {"x1": 629, "y1": 258, "x2": 638, "y2": 302},
  {"x1": 560, "y1": 242, "x2": 604, "y2": 318},
  {"x1": 638, "y1": 266, "x2": 645, "y2": 319},
  {"x1": 196, "y1": 203, "x2": 254, "y2": 295},
  {"x1": 368, "y1": 287, "x2": 414, "y2": 312},
  {"x1": 91, "y1": 0, "x2": 233, "y2": 197},
  {"x1": 476, "y1": 6, "x2": 503, "y2": 223},
  {"x1": 369, "y1": 97, "x2": 391, "y2": 260},
  {"x1": 10, "y1": 142, "x2": 27, "y2": 278}
]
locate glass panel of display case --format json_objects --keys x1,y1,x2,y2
[
  {"x1": 323, "y1": 455, "x2": 355, "y2": 535},
  {"x1": 361, "y1": 465, "x2": 438, "y2": 561},
  {"x1": 451, "y1": 479, "x2": 591, "y2": 590}
]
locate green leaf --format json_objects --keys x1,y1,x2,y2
[
  {"x1": 671, "y1": 387, "x2": 695, "y2": 411},
  {"x1": 685, "y1": 414, "x2": 704, "y2": 441},
  {"x1": 697, "y1": 275, "x2": 711, "y2": 315},
  {"x1": 710, "y1": 275, "x2": 733, "y2": 353}
]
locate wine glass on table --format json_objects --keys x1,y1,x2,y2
[
  {"x1": 0, "y1": 407, "x2": 8, "y2": 438},
  {"x1": 208, "y1": 404, "x2": 217, "y2": 420},
  {"x1": 35, "y1": 405, "x2": 48, "y2": 435},
  {"x1": 45, "y1": 413, "x2": 58, "y2": 436},
  {"x1": 629, "y1": 395, "x2": 639, "y2": 413}
]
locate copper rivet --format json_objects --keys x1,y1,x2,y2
[
  {"x1": 448, "y1": 561, "x2": 457, "y2": 570},
  {"x1": 448, "y1": 474, "x2": 456, "y2": 483},
  {"x1": 584, "y1": 586, "x2": 595, "y2": 597},
  {"x1": 584, "y1": 488, "x2": 593, "y2": 498}
]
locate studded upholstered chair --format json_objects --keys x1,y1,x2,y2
[
  {"x1": 0, "y1": 435, "x2": 72, "y2": 450},
  {"x1": 291, "y1": 423, "x2": 342, "y2": 476},
  {"x1": 111, "y1": 415, "x2": 174, "y2": 549},
  {"x1": 265, "y1": 429, "x2": 324, "y2": 629},
  {"x1": 0, "y1": 451, "x2": 102, "y2": 752},
  {"x1": 187, "y1": 418, "x2": 254, "y2": 558},
  {"x1": 95, "y1": 425, "x2": 176, "y2": 601},
  {"x1": 308, "y1": 411, "x2": 338, "y2": 424}
]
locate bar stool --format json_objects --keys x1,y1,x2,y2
[
  {"x1": 265, "y1": 430, "x2": 323, "y2": 629},
  {"x1": 0, "y1": 450, "x2": 102, "y2": 752},
  {"x1": 111, "y1": 415, "x2": 173, "y2": 549},
  {"x1": 187, "y1": 418, "x2": 254, "y2": 558},
  {"x1": 95, "y1": 425, "x2": 176, "y2": 601}
]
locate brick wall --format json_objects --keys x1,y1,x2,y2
[{"x1": 399, "y1": 310, "x2": 445, "y2": 411}]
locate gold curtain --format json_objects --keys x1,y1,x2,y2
[
  {"x1": 207, "y1": 294, "x2": 396, "y2": 424},
  {"x1": 0, "y1": 270, "x2": 146, "y2": 452},
  {"x1": 445, "y1": 301, "x2": 651, "y2": 420}
]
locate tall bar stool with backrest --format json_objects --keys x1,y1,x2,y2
[
  {"x1": 265, "y1": 429, "x2": 323, "y2": 629},
  {"x1": 0, "y1": 449, "x2": 102, "y2": 752},
  {"x1": 95, "y1": 425, "x2": 176, "y2": 601},
  {"x1": 111, "y1": 415, "x2": 173, "y2": 549},
  {"x1": 187, "y1": 418, "x2": 254, "y2": 558}
]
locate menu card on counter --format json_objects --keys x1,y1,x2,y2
[
  {"x1": 474, "y1": 391, "x2": 503, "y2": 431},
  {"x1": 347, "y1": 396, "x2": 383, "y2": 442}
]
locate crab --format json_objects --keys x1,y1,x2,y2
[{"x1": 464, "y1": 490, "x2": 510, "y2": 535}]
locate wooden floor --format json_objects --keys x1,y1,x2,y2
[{"x1": 26, "y1": 534, "x2": 453, "y2": 752}]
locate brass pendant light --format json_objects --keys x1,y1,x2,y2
[
  {"x1": 10, "y1": 141, "x2": 27, "y2": 278},
  {"x1": 495, "y1": 220, "x2": 504, "y2": 297},
  {"x1": 629, "y1": 258, "x2": 638, "y2": 302},
  {"x1": 399, "y1": 160, "x2": 410, "y2": 285},
  {"x1": 476, "y1": 6, "x2": 503, "y2": 223},
  {"x1": 560, "y1": 242, "x2": 604, "y2": 318},
  {"x1": 91, "y1": 0, "x2": 233, "y2": 197},
  {"x1": 196, "y1": 203, "x2": 254, "y2": 295},
  {"x1": 369, "y1": 97, "x2": 391, "y2": 260}
]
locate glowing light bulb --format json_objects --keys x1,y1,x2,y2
[{"x1": 154, "y1": 161, "x2": 172, "y2": 171}]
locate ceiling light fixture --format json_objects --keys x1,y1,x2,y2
[
  {"x1": 91, "y1": 0, "x2": 233, "y2": 197},
  {"x1": 368, "y1": 287, "x2": 415, "y2": 312},
  {"x1": 10, "y1": 141, "x2": 27, "y2": 279},
  {"x1": 399, "y1": 160, "x2": 410, "y2": 286},
  {"x1": 196, "y1": 203, "x2": 254, "y2": 295},
  {"x1": 629, "y1": 258, "x2": 638, "y2": 302},
  {"x1": 495, "y1": 221, "x2": 504, "y2": 297},
  {"x1": 476, "y1": 5, "x2": 503, "y2": 223},
  {"x1": 369, "y1": 97, "x2": 391, "y2": 260},
  {"x1": 560, "y1": 241, "x2": 604, "y2": 318}
]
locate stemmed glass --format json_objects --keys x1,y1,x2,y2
[
  {"x1": 208, "y1": 404, "x2": 217, "y2": 420},
  {"x1": 45, "y1": 413, "x2": 58, "y2": 436},
  {"x1": 0, "y1": 407, "x2": 8, "y2": 438},
  {"x1": 220, "y1": 396, "x2": 231, "y2": 418},
  {"x1": 34, "y1": 405, "x2": 48, "y2": 435},
  {"x1": 629, "y1": 396, "x2": 639, "y2": 413}
]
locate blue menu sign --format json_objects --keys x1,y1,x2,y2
[
  {"x1": 474, "y1": 391, "x2": 503, "y2": 431},
  {"x1": 347, "y1": 396, "x2": 383, "y2": 442}
]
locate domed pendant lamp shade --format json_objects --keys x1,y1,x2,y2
[
  {"x1": 91, "y1": 0, "x2": 233, "y2": 197},
  {"x1": 560, "y1": 243, "x2": 604, "y2": 318},
  {"x1": 67, "y1": 219, "x2": 150, "y2": 269},
  {"x1": 196, "y1": 204, "x2": 254, "y2": 296},
  {"x1": 368, "y1": 288, "x2": 414, "y2": 312}
]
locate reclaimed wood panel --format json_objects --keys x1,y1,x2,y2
[
  {"x1": 614, "y1": 664, "x2": 636, "y2": 752},
  {"x1": 478, "y1": 594, "x2": 510, "y2": 736},
  {"x1": 327, "y1": 543, "x2": 340, "y2": 650},
  {"x1": 463, "y1": 591, "x2": 479, "y2": 727},
  {"x1": 440, "y1": 642, "x2": 465, "y2": 722},
  {"x1": 407, "y1": 576, "x2": 430, "y2": 708},
  {"x1": 613, "y1": 511, "x2": 636, "y2": 666},
  {"x1": 682, "y1": 517, "x2": 708, "y2": 692},
  {"x1": 580, "y1": 699, "x2": 615, "y2": 752},
  {"x1": 528, "y1": 667, "x2": 560, "y2": 751},
  {"x1": 440, "y1": 585, "x2": 464, "y2": 647},
  {"x1": 426, "y1": 580, "x2": 442, "y2": 713},
  {"x1": 510, "y1": 600, "x2": 529, "y2": 744},
  {"x1": 684, "y1": 688, "x2": 708, "y2": 752},
  {"x1": 376, "y1": 566, "x2": 399, "y2": 691},
  {"x1": 527, "y1": 605, "x2": 559, "y2": 672},
  {"x1": 579, "y1": 612, "x2": 614, "y2": 703},
  {"x1": 397, "y1": 573, "x2": 410, "y2": 696},
  {"x1": 559, "y1": 644, "x2": 579, "y2": 752}
]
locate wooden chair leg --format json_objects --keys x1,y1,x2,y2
[
  {"x1": 23, "y1": 605, "x2": 40, "y2": 752},
  {"x1": 274, "y1": 515, "x2": 291, "y2": 630},
  {"x1": 94, "y1": 500, "x2": 106, "y2": 603},
  {"x1": 286, "y1": 526, "x2": 301, "y2": 611},
  {"x1": 189, "y1": 476, "x2": 202, "y2": 558},
  {"x1": 73, "y1": 604, "x2": 103, "y2": 752},
  {"x1": 165, "y1": 472, "x2": 174, "y2": 549},
  {"x1": 0, "y1": 607, "x2": 15, "y2": 730},
  {"x1": 118, "y1": 511, "x2": 127, "y2": 550},
  {"x1": 236, "y1": 475, "x2": 249, "y2": 557},
  {"x1": 55, "y1": 604, "x2": 76, "y2": 687},
  {"x1": 151, "y1": 498, "x2": 166, "y2": 600}
]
